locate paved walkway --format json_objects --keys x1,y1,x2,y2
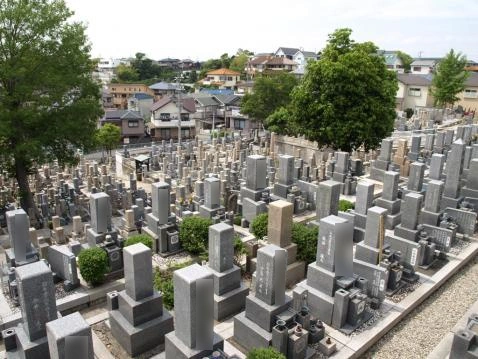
[{"x1": 363, "y1": 254, "x2": 478, "y2": 359}]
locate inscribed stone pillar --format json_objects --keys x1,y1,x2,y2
[
  {"x1": 208, "y1": 223, "x2": 233, "y2": 273},
  {"x1": 254, "y1": 244, "x2": 287, "y2": 306},
  {"x1": 267, "y1": 200, "x2": 293, "y2": 248},
  {"x1": 316, "y1": 180, "x2": 341, "y2": 220},
  {"x1": 355, "y1": 181, "x2": 375, "y2": 215},
  {"x1": 124, "y1": 243, "x2": 153, "y2": 301},
  {"x1": 151, "y1": 182, "x2": 170, "y2": 224},
  {"x1": 7, "y1": 209, "x2": 33, "y2": 263}
]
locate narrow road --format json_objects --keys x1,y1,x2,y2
[{"x1": 363, "y1": 254, "x2": 478, "y2": 359}]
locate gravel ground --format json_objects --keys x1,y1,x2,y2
[{"x1": 363, "y1": 254, "x2": 478, "y2": 359}]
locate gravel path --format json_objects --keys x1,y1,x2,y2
[{"x1": 363, "y1": 254, "x2": 478, "y2": 359}]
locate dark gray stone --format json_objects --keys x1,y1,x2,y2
[{"x1": 316, "y1": 180, "x2": 341, "y2": 220}]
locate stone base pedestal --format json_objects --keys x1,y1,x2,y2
[
  {"x1": 5, "y1": 325, "x2": 50, "y2": 359},
  {"x1": 164, "y1": 331, "x2": 223, "y2": 359},
  {"x1": 214, "y1": 284, "x2": 249, "y2": 321},
  {"x1": 294, "y1": 281, "x2": 334, "y2": 325},
  {"x1": 233, "y1": 311, "x2": 272, "y2": 351},
  {"x1": 385, "y1": 213, "x2": 402, "y2": 230},
  {"x1": 440, "y1": 196, "x2": 463, "y2": 211},
  {"x1": 286, "y1": 261, "x2": 306, "y2": 287},
  {"x1": 419, "y1": 210, "x2": 441, "y2": 226},
  {"x1": 394, "y1": 225, "x2": 420, "y2": 242},
  {"x1": 109, "y1": 308, "x2": 173, "y2": 356}
]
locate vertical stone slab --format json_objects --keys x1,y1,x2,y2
[
  {"x1": 6, "y1": 209, "x2": 32, "y2": 263},
  {"x1": 316, "y1": 215, "x2": 353, "y2": 277},
  {"x1": 407, "y1": 162, "x2": 425, "y2": 192},
  {"x1": 467, "y1": 158, "x2": 478, "y2": 189},
  {"x1": 89, "y1": 192, "x2": 111, "y2": 233},
  {"x1": 316, "y1": 180, "x2": 341, "y2": 220},
  {"x1": 173, "y1": 264, "x2": 214, "y2": 349},
  {"x1": 124, "y1": 243, "x2": 153, "y2": 301},
  {"x1": 424, "y1": 180, "x2": 444, "y2": 213},
  {"x1": 401, "y1": 193, "x2": 423, "y2": 230},
  {"x1": 378, "y1": 138, "x2": 393, "y2": 162},
  {"x1": 204, "y1": 177, "x2": 220, "y2": 209},
  {"x1": 46, "y1": 312, "x2": 94, "y2": 359},
  {"x1": 255, "y1": 244, "x2": 287, "y2": 306},
  {"x1": 267, "y1": 200, "x2": 293, "y2": 248},
  {"x1": 444, "y1": 139, "x2": 465, "y2": 198},
  {"x1": 278, "y1": 155, "x2": 295, "y2": 185},
  {"x1": 208, "y1": 223, "x2": 234, "y2": 273},
  {"x1": 335, "y1": 152, "x2": 350, "y2": 173},
  {"x1": 364, "y1": 207, "x2": 388, "y2": 248},
  {"x1": 16, "y1": 261, "x2": 57, "y2": 341},
  {"x1": 246, "y1": 155, "x2": 267, "y2": 190},
  {"x1": 381, "y1": 171, "x2": 399, "y2": 201},
  {"x1": 429, "y1": 154, "x2": 445, "y2": 180},
  {"x1": 355, "y1": 181, "x2": 375, "y2": 215},
  {"x1": 152, "y1": 182, "x2": 170, "y2": 223}
]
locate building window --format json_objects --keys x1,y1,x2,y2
[
  {"x1": 227, "y1": 76, "x2": 233, "y2": 81},
  {"x1": 161, "y1": 129, "x2": 170, "y2": 139},
  {"x1": 181, "y1": 128, "x2": 190, "y2": 138},
  {"x1": 234, "y1": 119, "x2": 245, "y2": 130},
  {"x1": 180, "y1": 113, "x2": 189, "y2": 121},
  {"x1": 128, "y1": 120, "x2": 139, "y2": 128},
  {"x1": 111, "y1": 88, "x2": 116, "y2": 91},
  {"x1": 160, "y1": 113, "x2": 171, "y2": 121},
  {"x1": 408, "y1": 87, "x2": 421, "y2": 97},
  {"x1": 413, "y1": 66, "x2": 421, "y2": 72},
  {"x1": 464, "y1": 89, "x2": 478, "y2": 99}
]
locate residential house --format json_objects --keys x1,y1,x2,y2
[
  {"x1": 149, "y1": 95, "x2": 196, "y2": 140},
  {"x1": 457, "y1": 72, "x2": 478, "y2": 112},
  {"x1": 127, "y1": 93, "x2": 154, "y2": 120},
  {"x1": 275, "y1": 47, "x2": 300, "y2": 60},
  {"x1": 191, "y1": 95, "x2": 222, "y2": 131},
  {"x1": 410, "y1": 58, "x2": 441, "y2": 75},
  {"x1": 149, "y1": 82, "x2": 182, "y2": 100},
  {"x1": 200, "y1": 68, "x2": 241, "y2": 90},
  {"x1": 396, "y1": 73, "x2": 434, "y2": 110},
  {"x1": 102, "y1": 89, "x2": 114, "y2": 109},
  {"x1": 107, "y1": 83, "x2": 154, "y2": 109},
  {"x1": 100, "y1": 110, "x2": 145, "y2": 139},
  {"x1": 379, "y1": 51, "x2": 404, "y2": 73},
  {"x1": 293, "y1": 50, "x2": 319, "y2": 73},
  {"x1": 95, "y1": 58, "x2": 131, "y2": 85},
  {"x1": 158, "y1": 58, "x2": 180, "y2": 69},
  {"x1": 246, "y1": 55, "x2": 273, "y2": 78},
  {"x1": 262, "y1": 57, "x2": 297, "y2": 74}
]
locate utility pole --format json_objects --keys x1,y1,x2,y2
[{"x1": 177, "y1": 63, "x2": 183, "y2": 147}]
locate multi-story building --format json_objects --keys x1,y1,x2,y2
[
  {"x1": 106, "y1": 83, "x2": 154, "y2": 109},
  {"x1": 200, "y1": 68, "x2": 241, "y2": 90},
  {"x1": 100, "y1": 110, "x2": 145, "y2": 140}
]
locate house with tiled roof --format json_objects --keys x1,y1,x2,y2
[
  {"x1": 411, "y1": 58, "x2": 442, "y2": 75},
  {"x1": 379, "y1": 50, "x2": 405, "y2": 73},
  {"x1": 149, "y1": 95, "x2": 196, "y2": 141},
  {"x1": 275, "y1": 47, "x2": 300, "y2": 59},
  {"x1": 100, "y1": 110, "x2": 145, "y2": 139},
  {"x1": 293, "y1": 50, "x2": 319, "y2": 73},
  {"x1": 200, "y1": 68, "x2": 241, "y2": 90},
  {"x1": 396, "y1": 73, "x2": 434, "y2": 110},
  {"x1": 457, "y1": 72, "x2": 478, "y2": 113}
]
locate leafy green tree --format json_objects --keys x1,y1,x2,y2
[
  {"x1": 115, "y1": 63, "x2": 139, "y2": 82},
  {"x1": 96, "y1": 123, "x2": 121, "y2": 156},
  {"x1": 247, "y1": 347, "x2": 286, "y2": 359},
  {"x1": 241, "y1": 72, "x2": 299, "y2": 123},
  {"x1": 431, "y1": 49, "x2": 469, "y2": 108},
  {"x1": 124, "y1": 234, "x2": 153, "y2": 249},
  {"x1": 230, "y1": 49, "x2": 253, "y2": 75},
  {"x1": 287, "y1": 28, "x2": 397, "y2": 151},
  {"x1": 396, "y1": 51, "x2": 413, "y2": 72},
  {"x1": 78, "y1": 247, "x2": 109, "y2": 285},
  {"x1": 179, "y1": 216, "x2": 212, "y2": 254},
  {"x1": 0, "y1": 0, "x2": 103, "y2": 214},
  {"x1": 188, "y1": 70, "x2": 198, "y2": 83},
  {"x1": 265, "y1": 107, "x2": 297, "y2": 135},
  {"x1": 234, "y1": 236, "x2": 247, "y2": 267},
  {"x1": 291, "y1": 223, "x2": 318, "y2": 264},
  {"x1": 251, "y1": 213, "x2": 268, "y2": 240}
]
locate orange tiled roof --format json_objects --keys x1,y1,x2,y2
[{"x1": 206, "y1": 68, "x2": 240, "y2": 76}]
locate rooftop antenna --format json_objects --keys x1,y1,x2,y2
[{"x1": 418, "y1": 51, "x2": 423, "y2": 59}]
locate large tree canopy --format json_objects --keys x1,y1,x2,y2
[
  {"x1": 0, "y1": 0, "x2": 103, "y2": 213},
  {"x1": 285, "y1": 28, "x2": 397, "y2": 151},
  {"x1": 431, "y1": 49, "x2": 469, "y2": 108},
  {"x1": 240, "y1": 72, "x2": 299, "y2": 123}
]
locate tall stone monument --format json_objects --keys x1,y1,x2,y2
[{"x1": 109, "y1": 243, "x2": 174, "y2": 356}]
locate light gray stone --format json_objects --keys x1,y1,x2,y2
[
  {"x1": 255, "y1": 244, "x2": 287, "y2": 306},
  {"x1": 124, "y1": 243, "x2": 153, "y2": 301}
]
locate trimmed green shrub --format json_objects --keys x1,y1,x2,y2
[
  {"x1": 124, "y1": 234, "x2": 153, "y2": 249},
  {"x1": 153, "y1": 261, "x2": 192, "y2": 309},
  {"x1": 251, "y1": 213, "x2": 268, "y2": 240},
  {"x1": 247, "y1": 347, "x2": 286, "y2": 359},
  {"x1": 179, "y1": 216, "x2": 212, "y2": 254},
  {"x1": 233, "y1": 215, "x2": 242, "y2": 226},
  {"x1": 78, "y1": 247, "x2": 109, "y2": 286},
  {"x1": 339, "y1": 199, "x2": 355, "y2": 212},
  {"x1": 234, "y1": 236, "x2": 247, "y2": 267},
  {"x1": 292, "y1": 223, "x2": 319, "y2": 264}
]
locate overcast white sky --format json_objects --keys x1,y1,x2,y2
[{"x1": 65, "y1": 0, "x2": 478, "y2": 61}]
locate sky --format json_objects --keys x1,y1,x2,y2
[{"x1": 65, "y1": 0, "x2": 478, "y2": 62}]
